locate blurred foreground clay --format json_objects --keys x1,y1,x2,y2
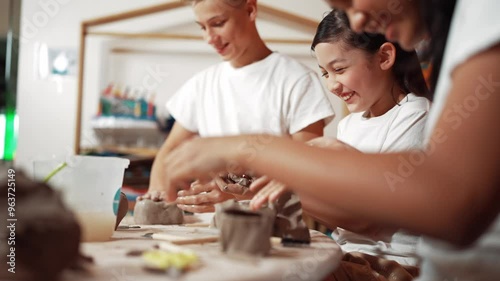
[{"x1": 0, "y1": 170, "x2": 81, "y2": 281}]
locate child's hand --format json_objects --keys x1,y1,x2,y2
[
  {"x1": 175, "y1": 180, "x2": 234, "y2": 213},
  {"x1": 137, "y1": 191, "x2": 167, "y2": 202},
  {"x1": 213, "y1": 174, "x2": 253, "y2": 195},
  {"x1": 249, "y1": 176, "x2": 287, "y2": 210}
]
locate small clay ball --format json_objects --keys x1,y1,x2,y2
[{"x1": 134, "y1": 199, "x2": 183, "y2": 225}]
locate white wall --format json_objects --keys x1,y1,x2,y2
[
  {"x1": 16, "y1": 0, "x2": 172, "y2": 174},
  {"x1": 15, "y1": 0, "x2": 341, "y2": 175}
]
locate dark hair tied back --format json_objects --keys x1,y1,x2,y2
[
  {"x1": 312, "y1": 9, "x2": 430, "y2": 100},
  {"x1": 419, "y1": 0, "x2": 457, "y2": 92}
]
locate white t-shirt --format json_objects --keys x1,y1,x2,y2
[
  {"x1": 333, "y1": 93, "x2": 430, "y2": 265},
  {"x1": 337, "y1": 93, "x2": 430, "y2": 153},
  {"x1": 166, "y1": 52, "x2": 335, "y2": 137},
  {"x1": 418, "y1": 0, "x2": 500, "y2": 280}
]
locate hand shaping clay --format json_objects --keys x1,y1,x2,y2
[
  {"x1": 0, "y1": 170, "x2": 81, "y2": 281},
  {"x1": 134, "y1": 199, "x2": 184, "y2": 225}
]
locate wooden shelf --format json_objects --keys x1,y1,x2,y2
[
  {"x1": 75, "y1": 2, "x2": 319, "y2": 155},
  {"x1": 82, "y1": 145, "x2": 158, "y2": 158}
]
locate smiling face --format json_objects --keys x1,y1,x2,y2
[
  {"x1": 315, "y1": 41, "x2": 394, "y2": 115},
  {"x1": 326, "y1": 0, "x2": 426, "y2": 50},
  {"x1": 193, "y1": 0, "x2": 255, "y2": 64}
]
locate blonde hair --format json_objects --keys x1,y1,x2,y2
[{"x1": 182, "y1": 0, "x2": 247, "y2": 8}]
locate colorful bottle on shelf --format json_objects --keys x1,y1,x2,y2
[
  {"x1": 122, "y1": 86, "x2": 135, "y2": 118},
  {"x1": 100, "y1": 83, "x2": 114, "y2": 116},
  {"x1": 133, "y1": 88, "x2": 142, "y2": 119},
  {"x1": 147, "y1": 92, "x2": 156, "y2": 120},
  {"x1": 140, "y1": 92, "x2": 148, "y2": 120}
]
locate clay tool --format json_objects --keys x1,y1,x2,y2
[
  {"x1": 117, "y1": 225, "x2": 141, "y2": 230},
  {"x1": 151, "y1": 233, "x2": 219, "y2": 245}
]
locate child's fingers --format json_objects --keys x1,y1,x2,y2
[
  {"x1": 269, "y1": 186, "x2": 287, "y2": 202},
  {"x1": 177, "y1": 203, "x2": 215, "y2": 213},
  {"x1": 249, "y1": 185, "x2": 275, "y2": 209},
  {"x1": 151, "y1": 192, "x2": 161, "y2": 202},
  {"x1": 213, "y1": 176, "x2": 227, "y2": 191},
  {"x1": 213, "y1": 176, "x2": 247, "y2": 195},
  {"x1": 250, "y1": 194, "x2": 268, "y2": 210},
  {"x1": 139, "y1": 191, "x2": 166, "y2": 202},
  {"x1": 177, "y1": 181, "x2": 216, "y2": 197},
  {"x1": 249, "y1": 176, "x2": 271, "y2": 192},
  {"x1": 261, "y1": 181, "x2": 286, "y2": 202}
]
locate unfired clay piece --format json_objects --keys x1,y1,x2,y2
[
  {"x1": 212, "y1": 191, "x2": 311, "y2": 248},
  {"x1": 271, "y1": 192, "x2": 311, "y2": 244},
  {"x1": 0, "y1": 170, "x2": 81, "y2": 281},
  {"x1": 134, "y1": 199, "x2": 184, "y2": 225},
  {"x1": 218, "y1": 201, "x2": 275, "y2": 256},
  {"x1": 225, "y1": 173, "x2": 255, "y2": 187}
]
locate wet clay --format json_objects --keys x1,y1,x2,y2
[
  {"x1": 134, "y1": 199, "x2": 184, "y2": 225},
  {"x1": 271, "y1": 192, "x2": 311, "y2": 244},
  {"x1": 0, "y1": 170, "x2": 81, "y2": 281},
  {"x1": 225, "y1": 173, "x2": 255, "y2": 187},
  {"x1": 218, "y1": 201, "x2": 275, "y2": 256},
  {"x1": 213, "y1": 191, "x2": 311, "y2": 251}
]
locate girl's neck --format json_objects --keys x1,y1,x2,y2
[{"x1": 367, "y1": 84, "x2": 407, "y2": 118}]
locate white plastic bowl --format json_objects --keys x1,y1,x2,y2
[{"x1": 33, "y1": 155, "x2": 130, "y2": 242}]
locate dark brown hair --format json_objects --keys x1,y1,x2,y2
[{"x1": 419, "y1": 0, "x2": 457, "y2": 92}]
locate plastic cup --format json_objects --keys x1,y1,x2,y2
[{"x1": 33, "y1": 155, "x2": 130, "y2": 242}]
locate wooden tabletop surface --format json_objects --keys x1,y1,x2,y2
[{"x1": 61, "y1": 213, "x2": 342, "y2": 281}]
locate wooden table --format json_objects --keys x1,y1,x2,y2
[{"x1": 62, "y1": 213, "x2": 342, "y2": 281}]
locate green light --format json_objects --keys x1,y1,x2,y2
[
  {"x1": 3, "y1": 108, "x2": 16, "y2": 160},
  {"x1": 2, "y1": 0, "x2": 20, "y2": 161}
]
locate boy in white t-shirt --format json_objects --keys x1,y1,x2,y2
[{"x1": 138, "y1": 0, "x2": 335, "y2": 212}]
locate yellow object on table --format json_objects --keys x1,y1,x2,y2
[{"x1": 143, "y1": 250, "x2": 198, "y2": 271}]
